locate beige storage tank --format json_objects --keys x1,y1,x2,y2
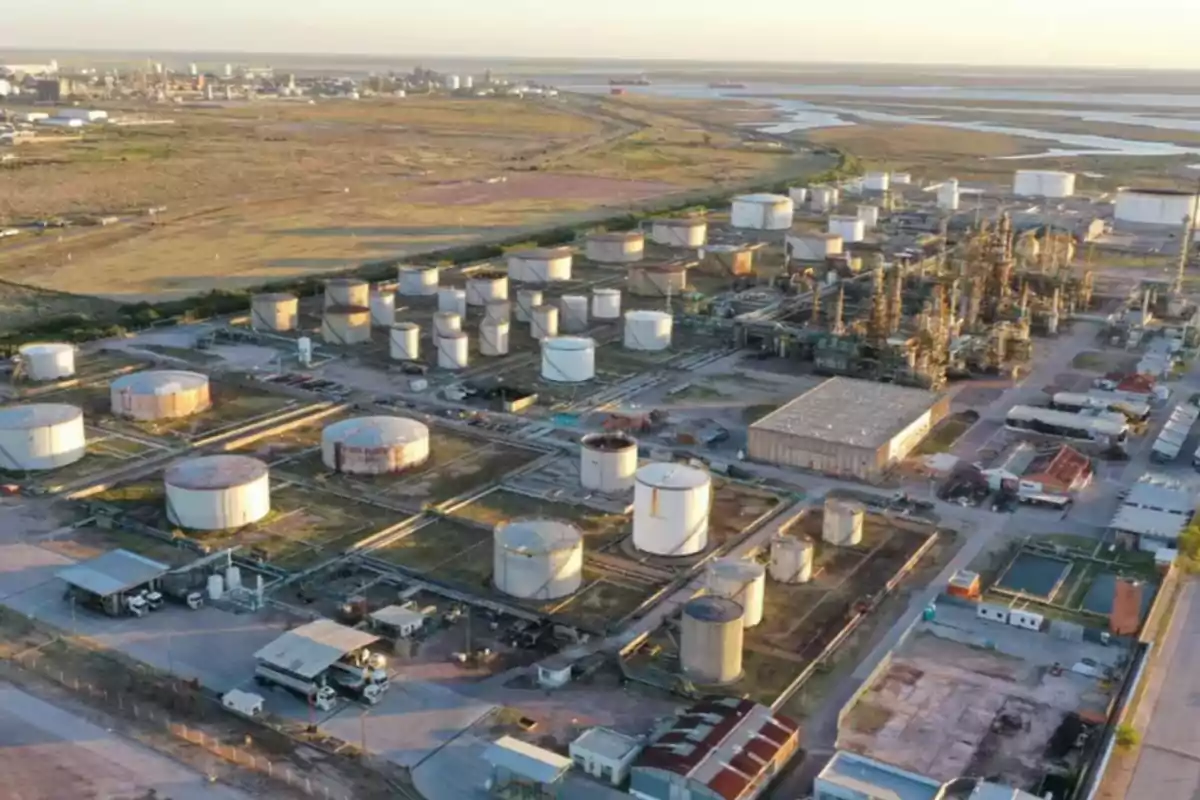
[
  {"x1": 786, "y1": 232, "x2": 844, "y2": 262},
  {"x1": 822, "y1": 498, "x2": 864, "y2": 546},
  {"x1": 937, "y1": 179, "x2": 960, "y2": 211},
  {"x1": 111, "y1": 371, "x2": 211, "y2": 421},
  {"x1": 0, "y1": 403, "x2": 86, "y2": 471},
  {"x1": 485, "y1": 299, "x2": 511, "y2": 323},
  {"x1": 730, "y1": 193, "x2": 794, "y2": 230},
  {"x1": 699, "y1": 245, "x2": 754, "y2": 276},
  {"x1": 17, "y1": 343, "x2": 76, "y2": 382},
  {"x1": 541, "y1": 336, "x2": 595, "y2": 383},
  {"x1": 580, "y1": 432, "x2": 638, "y2": 493},
  {"x1": 433, "y1": 311, "x2": 462, "y2": 338},
  {"x1": 389, "y1": 323, "x2": 420, "y2": 361},
  {"x1": 466, "y1": 272, "x2": 508, "y2": 307},
  {"x1": 493, "y1": 518, "x2": 584, "y2": 600},
  {"x1": 324, "y1": 278, "x2": 369, "y2": 309},
  {"x1": 507, "y1": 247, "x2": 573, "y2": 283},
  {"x1": 398, "y1": 266, "x2": 439, "y2": 297},
  {"x1": 628, "y1": 263, "x2": 688, "y2": 297},
  {"x1": 369, "y1": 289, "x2": 396, "y2": 326},
  {"x1": 633, "y1": 462, "x2": 711, "y2": 556},
  {"x1": 321, "y1": 305, "x2": 372, "y2": 345},
  {"x1": 321, "y1": 416, "x2": 430, "y2": 474},
  {"x1": 515, "y1": 288, "x2": 543, "y2": 323},
  {"x1": 857, "y1": 205, "x2": 880, "y2": 230},
  {"x1": 623, "y1": 310, "x2": 672, "y2": 351},
  {"x1": 250, "y1": 293, "x2": 298, "y2": 332},
  {"x1": 591, "y1": 288, "x2": 621, "y2": 319},
  {"x1": 769, "y1": 535, "x2": 814, "y2": 584},
  {"x1": 438, "y1": 287, "x2": 467, "y2": 317},
  {"x1": 809, "y1": 186, "x2": 837, "y2": 212},
  {"x1": 479, "y1": 319, "x2": 510, "y2": 356},
  {"x1": 586, "y1": 231, "x2": 644, "y2": 263},
  {"x1": 650, "y1": 218, "x2": 707, "y2": 248},
  {"x1": 680, "y1": 596, "x2": 744, "y2": 685},
  {"x1": 706, "y1": 558, "x2": 766, "y2": 628},
  {"x1": 559, "y1": 294, "x2": 589, "y2": 333},
  {"x1": 164, "y1": 455, "x2": 271, "y2": 531},
  {"x1": 531, "y1": 304, "x2": 559, "y2": 340},
  {"x1": 436, "y1": 332, "x2": 469, "y2": 370},
  {"x1": 788, "y1": 186, "x2": 809, "y2": 204}
]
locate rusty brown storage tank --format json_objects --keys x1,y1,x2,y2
[
  {"x1": 110, "y1": 370, "x2": 212, "y2": 421},
  {"x1": 680, "y1": 596, "x2": 744, "y2": 685}
]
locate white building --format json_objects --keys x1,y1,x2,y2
[
  {"x1": 536, "y1": 654, "x2": 573, "y2": 688},
  {"x1": 1110, "y1": 473, "x2": 1196, "y2": 552},
  {"x1": 570, "y1": 727, "x2": 642, "y2": 786},
  {"x1": 368, "y1": 604, "x2": 426, "y2": 638}
]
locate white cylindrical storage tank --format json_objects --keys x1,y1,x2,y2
[
  {"x1": 1115, "y1": 189, "x2": 1200, "y2": 227},
  {"x1": 788, "y1": 186, "x2": 809, "y2": 204},
  {"x1": 0, "y1": 404, "x2": 86, "y2": 470},
  {"x1": 730, "y1": 193, "x2": 794, "y2": 230},
  {"x1": 250, "y1": 293, "x2": 298, "y2": 332},
  {"x1": 591, "y1": 288, "x2": 622, "y2": 319},
  {"x1": 506, "y1": 248, "x2": 573, "y2": 283},
  {"x1": 225, "y1": 565, "x2": 242, "y2": 591},
  {"x1": 398, "y1": 266, "x2": 439, "y2": 297},
  {"x1": 437, "y1": 287, "x2": 467, "y2": 317},
  {"x1": 321, "y1": 415, "x2": 430, "y2": 474},
  {"x1": 321, "y1": 306, "x2": 372, "y2": 345},
  {"x1": 1013, "y1": 169, "x2": 1076, "y2": 199},
  {"x1": 389, "y1": 323, "x2": 420, "y2": 361},
  {"x1": 633, "y1": 462, "x2": 711, "y2": 557},
  {"x1": 493, "y1": 518, "x2": 583, "y2": 600},
  {"x1": 479, "y1": 319, "x2": 510, "y2": 356},
  {"x1": 165, "y1": 455, "x2": 270, "y2": 531},
  {"x1": 822, "y1": 498, "x2": 864, "y2": 546},
  {"x1": 810, "y1": 186, "x2": 837, "y2": 212},
  {"x1": 786, "y1": 232, "x2": 844, "y2": 262},
  {"x1": 433, "y1": 311, "x2": 462, "y2": 338},
  {"x1": 707, "y1": 558, "x2": 766, "y2": 628},
  {"x1": 680, "y1": 596, "x2": 744, "y2": 685},
  {"x1": 828, "y1": 215, "x2": 865, "y2": 243},
  {"x1": 485, "y1": 299, "x2": 511, "y2": 323},
  {"x1": 628, "y1": 263, "x2": 688, "y2": 297},
  {"x1": 541, "y1": 336, "x2": 595, "y2": 383},
  {"x1": 515, "y1": 289, "x2": 543, "y2": 323},
  {"x1": 559, "y1": 294, "x2": 589, "y2": 333},
  {"x1": 324, "y1": 278, "x2": 369, "y2": 309},
  {"x1": 466, "y1": 273, "x2": 508, "y2": 307},
  {"x1": 937, "y1": 179, "x2": 960, "y2": 211},
  {"x1": 580, "y1": 432, "x2": 638, "y2": 493},
  {"x1": 857, "y1": 205, "x2": 880, "y2": 230},
  {"x1": 436, "y1": 332, "x2": 469, "y2": 370},
  {"x1": 207, "y1": 574, "x2": 224, "y2": 601},
  {"x1": 17, "y1": 343, "x2": 76, "y2": 381},
  {"x1": 530, "y1": 304, "x2": 559, "y2": 340},
  {"x1": 650, "y1": 218, "x2": 707, "y2": 248},
  {"x1": 892, "y1": 173, "x2": 912, "y2": 185},
  {"x1": 623, "y1": 310, "x2": 672, "y2": 351},
  {"x1": 110, "y1": 370, "x2": 211, "y2": 421},
  {"x1": 369, "y1": 289, "x2": 396, "y2": 326},
  {"x1": 586, "y1": 231, "x2": 644, "y2": 263},
  {"x1": 863, "y1": 171, "x2": 890, "y2": 192},
  {"x1": 769, "y1": 535, "x2": 814, "y2": 584}
]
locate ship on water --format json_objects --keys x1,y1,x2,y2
[{"x1": 609, "y1": 76, "x2": 651, "y2": 86}]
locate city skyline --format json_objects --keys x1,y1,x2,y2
[{"x1": 3, "y1": 0, "x2": 1198, "y2": 70}]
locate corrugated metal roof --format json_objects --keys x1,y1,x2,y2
[
  {"x1": 816, "y1": 751, "x2": 942, "y2": 800},
  {"x1": 571, "y1": 727, "x2": 641, "y2": 761},
  {"x1": 57, "y1": 549, "x2": 169, "y2": 597},
  {"x1": 483, "y1": 736, "x2": 571, "y2": 784},
  {"x1": 368, "y1": 605, "x2": 425, "y2": 629},
  {"x1": 253, "y1": 620, "x2": 379, "y2": 679}
]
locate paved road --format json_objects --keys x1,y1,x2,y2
[{"x1": 0, "y1": 682, "x2": 252, "y2": 800}]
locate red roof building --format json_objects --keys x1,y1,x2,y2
[
  {"x1": 1024, "y1": 445, "x2": 1093, "y2": 494},
  {"x1": 630, "y1": 697, "x2": 800, "y2": 800}
]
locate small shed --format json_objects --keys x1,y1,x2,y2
[
  {"x1": 369, "y1": 604, "x2": 426, "y2": 638},
  {"x1": 57, "y1": 549, "x2": 170, "y2": 616},
  {"x1": 536, "y1": 654, "x2": 573, "y2": 689},
  {"x1": 483, "y1": 735, "x2": 572, "y2": 798}
]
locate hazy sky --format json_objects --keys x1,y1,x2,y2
[{"x1": 4, "y1": 0, "x2": 1197, "y2": 69}]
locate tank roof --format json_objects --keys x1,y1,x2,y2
[
  {"x1": 18, "y1": 342, "x2": 74, "y2": 354},
  {"x1": 581, "y1": 432, "x2": 638, "y2": 451},
  {"x1": 323, "y1": 304, "x2": 370, "y2": 314},
  {"x1": 496, "y1": 518, "x2": 582, "y2": 553},
  {"x1": 735, "y1": 193, "x2": 789, "y2": 203},
  {"x1": 590, "y1": 231, "x2": 643, "y2": 241},
  {"x1": 165, "y1": 455, "x2": 268, "y2": 489},
  {"x1": 684, "y1": 595, "x2": 743, "y2": 623},
  {"x1": 633, "y1": 262, "x2": 688, "y2": 274},
  {"x1": 654, "y1": 217, "x2": 706, "y2": 227},
  {"x1": 544, "y1": 336, "x2": 594, "y2": 350},
  {"x1": 400, "y1": 264, "x2": 437, "y2": 272},
  {"x1": 252, "y1": 292, "x2": 296, "y2": 301},
  {"x1": 592, "y1": 287, "x2": 620, "y2": 295},
  {"x1": 510, "y1": 247, "x2": 573, "y2": 259},
  {"x1": 1121, "y1": 188, "x2": 1197, "y2": 197},
  {"x1": 0, "y1": 403, "x2": 81, "y2": 429},
  {"x1": 392, "y1": 322, "x2": 420, "y2": 330},
  {"x1": 325, "y1": 277, "x2": 367, "y2": 286},
  {"x1": 111, "y1": 370, "x2": 208, "y2": 396},
  {"x1": 625, "y1": 309, "x2": 672, "y2": 321},
  {"x1": 323, "y1": 416, "x2": 429, "y2": 448},
  {"x1": 469, "y1": 271, "x2": 506, "y2": 281},
  {"x1": 637, "y1": 462, "x2": 709, "y2": 489},
  {"x1": 710, "y1": 558, "x2": 766, "y2": 581},
  {"x1": 438, "y1": 331, "x2": 467, "y2": 340}
]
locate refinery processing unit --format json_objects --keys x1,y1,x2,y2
[{"x1": 0, "y1": 162, "x2": 1189, "y2": 800}]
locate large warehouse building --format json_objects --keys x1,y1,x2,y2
[{"x1": 747, "y1": 378, "x2": 949, "y2": 481}]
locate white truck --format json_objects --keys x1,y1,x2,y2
[
  {"x1": 327, "y1": 651, "x2": 390, "y2": 705},
  {"x1": 254, "y1": 663, "x2": 339, "y2": 711}
]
